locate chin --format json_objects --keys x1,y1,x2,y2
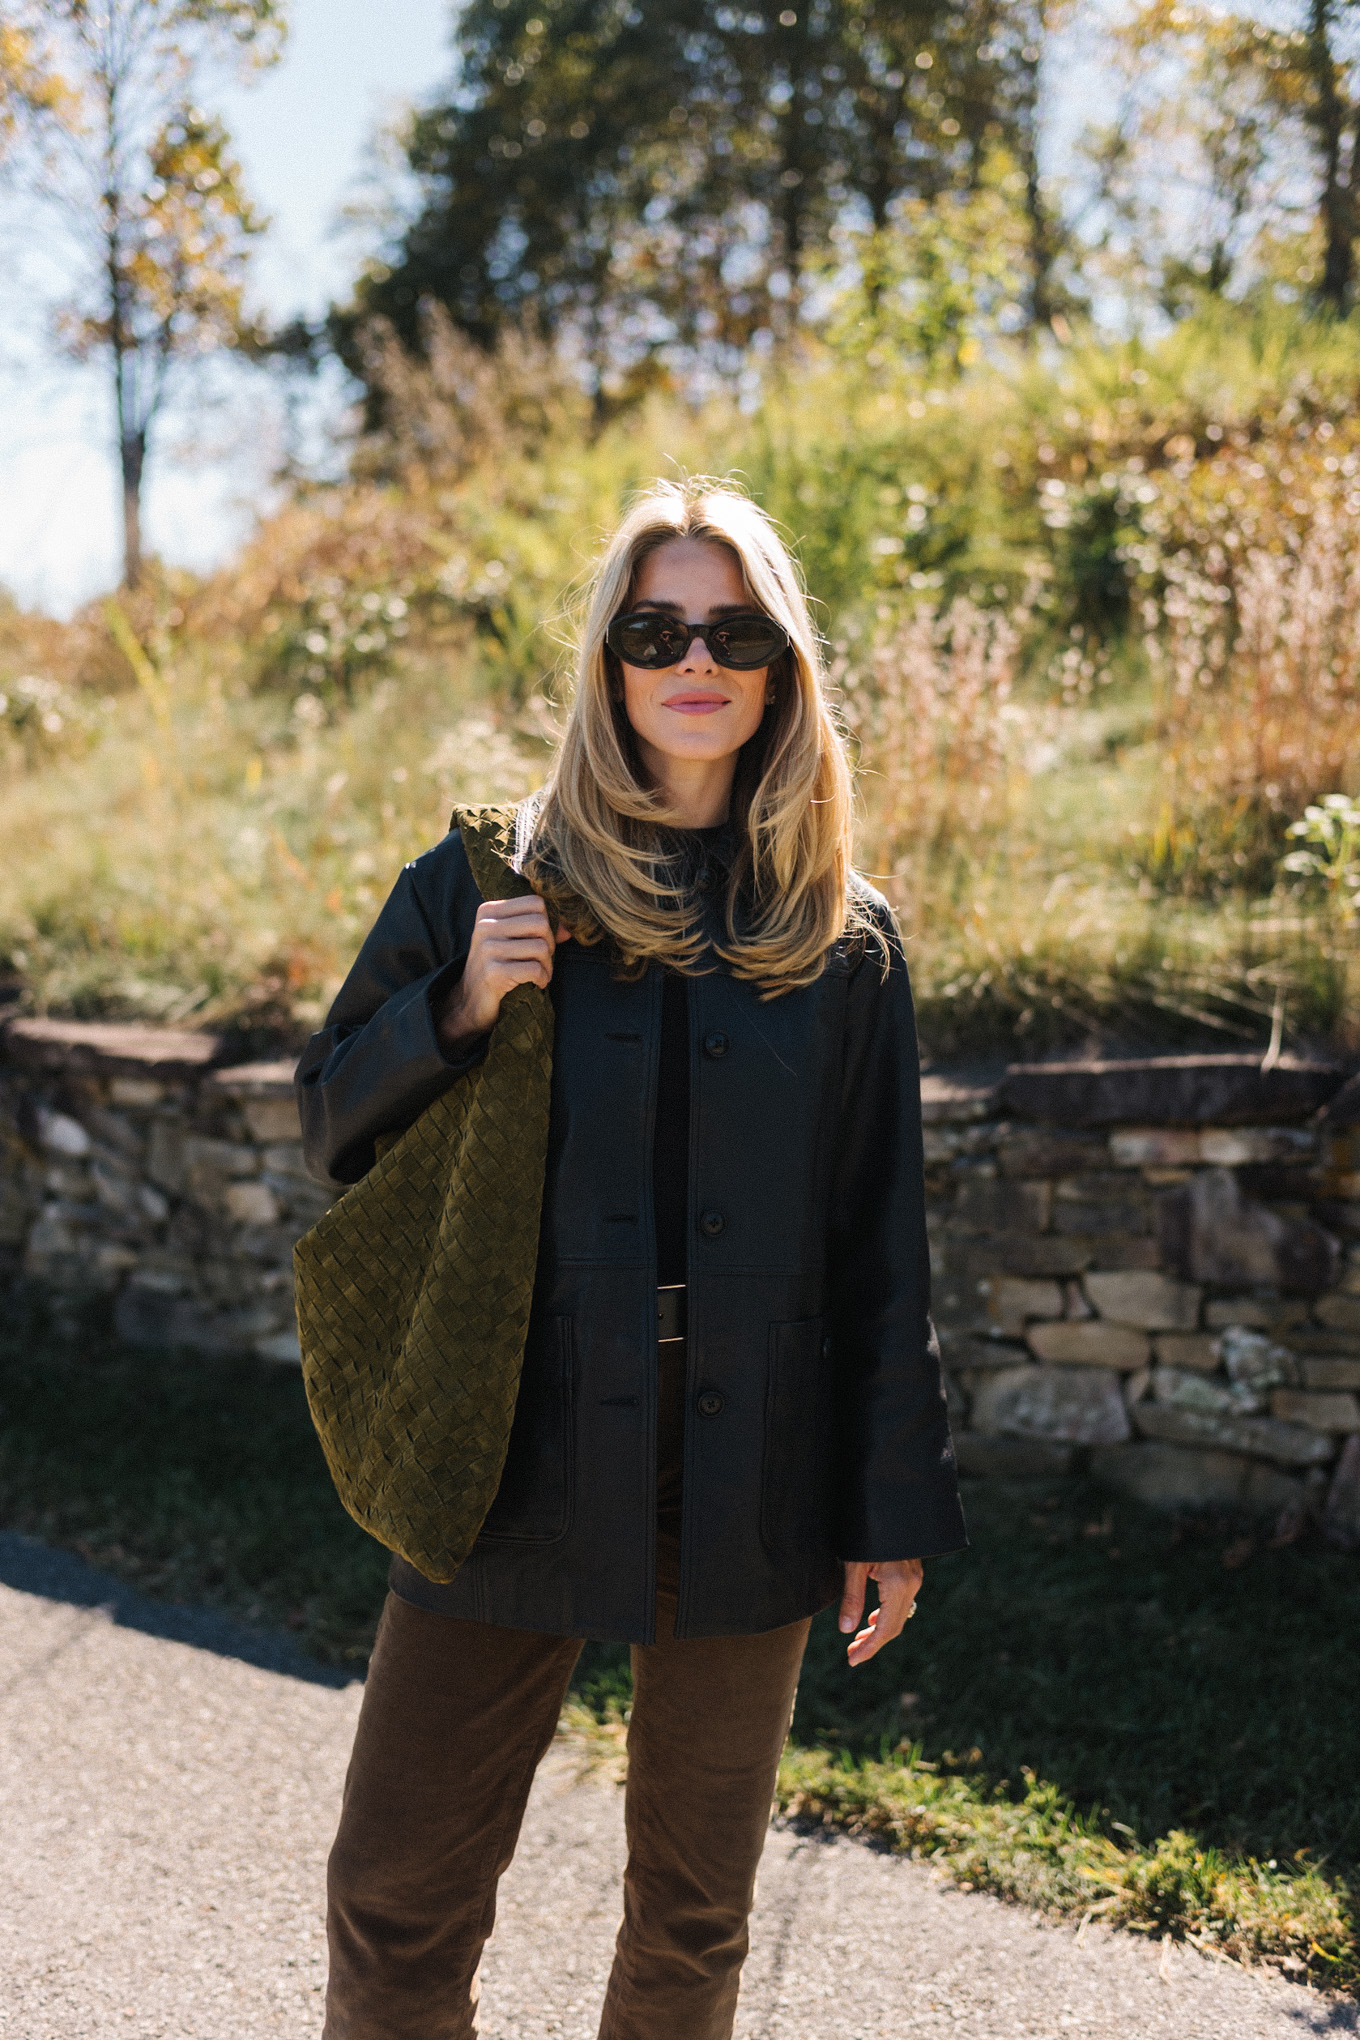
[
  {"x1": 668, "y1": 750, "x2": 738, "y2": 768},
  {"x1": 653, "y1": 734, "x2": 738, "y2": 761}
]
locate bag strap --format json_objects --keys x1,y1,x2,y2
[{"x1": 451, "y1": 802, "x2": 536, "y2": 904}]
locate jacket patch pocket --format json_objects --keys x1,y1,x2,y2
[
  {"x1": 760, "y1": 1316, "x2": 833, "y2": 1561},
  {"x1": 478, "y1": 1316, "x2": 574, "y2": 1543}
]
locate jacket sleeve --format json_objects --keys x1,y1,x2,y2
[
  {"x1": 828, "y1": 896, "x2": 967, "y2": 1562},
  {"x1": 294, "y1": 831, "x2": 489, "y2": 1187}
]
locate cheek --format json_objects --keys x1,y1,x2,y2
[
  {"x1": 619, "y1": 667, "x2": 654, "y2": 732},
  {"x1": 733, "y1": 670, "x2": 769, "y2": 735}
]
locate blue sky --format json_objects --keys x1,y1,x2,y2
[{"x1": 220, "y1": 0, "x2": 454, "y2": 323}]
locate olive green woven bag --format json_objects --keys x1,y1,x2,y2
[{"x1": 293, "y1": 802, "x2": 553, "y2": 1583}]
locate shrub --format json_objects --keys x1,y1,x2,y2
[
  {"x1": 1283, "y1": 794, "x2": 1360, "y2": 920},
  {"x1": 1142, "y1": 489, "x2": 1360, "y2": 893},
  {"x1": 0, "y1": 673, "x2": 109, "y2": 765},
  {"x1": 4, "y1": 297, "x2": 1360, "y2": 1055}
]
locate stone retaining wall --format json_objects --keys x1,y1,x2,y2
[
  {"x1": 3, "y1": 1018, "x2": 1359, "y2": 1546},
  {"x1": 924, "y1": 1055, "x2": 1360, "y2": 1547},
  {"x1": 0, "y1": 1020, "x2": 311, "y2": 1366}
]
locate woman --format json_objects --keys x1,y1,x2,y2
[{"x1": 297, "y1": 477, "x2": 965, "y2": 2040}]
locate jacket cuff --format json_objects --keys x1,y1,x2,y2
[
  {"x1": 424, "y1": 956, "x2": 489, "y2": 1073},
  {"x1": 837, "y1": 1470, "x2": 969, "y2": 1563}
]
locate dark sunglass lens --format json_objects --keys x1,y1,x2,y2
[
  {"x1": 712, "y1": 616, "x2": 786, "y2": 667},
  {"x1": 610, "y1": 616, "x2": 679, "y2": 666}
]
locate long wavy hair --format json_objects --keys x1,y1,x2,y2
[{"x1": 526, "y1": 477, "x2": 874, "y2": 996}]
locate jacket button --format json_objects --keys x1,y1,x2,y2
[
  {"x1": 700, "y1": 1210, "x2": 725, "y2": 1237},
  {"x1": 702, "y1": 1031, "x2": 729, "y2": 1059},
  {"x1": 697, "y1": 1390, "x2": 725, "y2": 1417}
]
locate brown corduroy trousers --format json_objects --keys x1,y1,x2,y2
[{"x1": 323, "y1": 1556, "x2": 811, "y2": 2040}]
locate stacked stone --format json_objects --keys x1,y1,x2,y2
[
  {"x1": 0, "y1": 1019, "x2": 315, "y2": 1364},
  {"x1": 3, "y1": 1021, "x2": 1360, "y2": 1546},
  {"x1": 925, "y1": 1056, "x2": 1360, "y2": 1547}
]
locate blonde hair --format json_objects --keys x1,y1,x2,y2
[{"x1": 527, "y1": 476, "x2": 872, "y2": 996}]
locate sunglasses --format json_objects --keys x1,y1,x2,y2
[{"x1": 605, "y1": 609, "x2": 790, "y2": 671}]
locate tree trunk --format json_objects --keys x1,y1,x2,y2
[
  {"x1": 1024, "y1": 151, "x2": 1055, "y2": 330},
  {"x1": 1308, "y1": 0, "x2": 1353, "y2": 312},
  {"x1": 775, "y1": 121, "x2": 807, "y2": 336},
  {"x1": 1013, "y1": 13, "x2": 1055, "y2": 336},
  {"x1": 121, "y1": 428, "x2": 144, "y2": 590}
]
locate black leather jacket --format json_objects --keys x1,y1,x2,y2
[{"x1": 296, "y1": 828, "x2": 965, "y2": 1642}]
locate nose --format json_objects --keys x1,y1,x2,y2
[{"x1": 677, "y1": 630, "x2": 715, "y2": 670}]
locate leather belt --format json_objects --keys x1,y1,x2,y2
[{"x1": 657, "y1": 1284, "x2": 687, "y2": 1343}]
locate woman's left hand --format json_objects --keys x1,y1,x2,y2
[{"x1": 838, "y1": 1558, "x2": 924, "y2": 1667}]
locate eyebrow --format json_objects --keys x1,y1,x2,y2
[{"x1": 631, "y1": 600, "x2": 756, "y2": 617}]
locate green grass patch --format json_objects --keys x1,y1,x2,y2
[
  {"x1": 778, "y1": 1482, "x2": 1360, "y2": 1986},
  {"x1": 1, "y1": 1321, "x2": 1356, "y2": 1990},
  {"x1": 0, "y1": 1318, "x2": 390, "y2": 1663},
  {"x1": 775, "y1": 1753, "x2": 1353, "y2": 1984}
]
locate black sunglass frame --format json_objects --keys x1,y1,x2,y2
[{"x1": 605, "y1": 610, "x2": 790, "y2": 671}]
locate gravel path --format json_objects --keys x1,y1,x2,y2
[{"x1": 0, "y1": 1533, "x2": 1352, "y2": 2040}]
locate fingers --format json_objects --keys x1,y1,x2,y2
[
  {"x1": 845, "y1": 1607, "x2": 885, "y2": 1667},
  {"x1": 845, "y1": 1560, "x2": 924, "y2": 1668},
  {"x1": 476, "y1": 894, "x2": 552, "y2": 923},
  {"x1": 475, "y1": 899, "x2": 567, "y2": 959},
  {"x1": 472, "y1": 899, "x2": 558, "y2": 990},
  {"x1": 473, "y1": 896, "x2": 555, "y2": 949},
  {"x1": 478, "y1": 931, "x2": 557, "y2": 984},
  {"x1": 839, "y1": 1561, "x2": 869, "y2": 1636},
  {"x1": 441, "y1": 897, "x2": 561, "y2": 1047}
]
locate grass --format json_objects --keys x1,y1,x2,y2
[
  {"x1": 2, "y1": 296, "x2": 1359, "y2": 1060},
  {"x1": 0, "y1": 1312, "x2": 392, "y2": 1662},
  {"x1": 2, "y1": 1317, "x2": 1356, "y2": 1991},
  {"x1": 775, "y1": 1485, "x2": 1360, "y2": 1988},
  {"x1": 0, "y1": 642, "x2": 1351, "y2": 1060},
  {"x1": 0, "y1": 653, "x2": 546, "y2": 1045},
  {"x1": 774, "y1": 1756, "x2": 1354, "y2": 1982}
]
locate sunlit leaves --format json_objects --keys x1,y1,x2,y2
[
  {"x1": 14, "y1": 0, "x2": 281, "y2": 581},
  {"x1": 64, "y1": 108, "x2": 263, "y2": 364},
  {"x1": 821, "y1": 150, "x2": 1034, "y2": 379},
  {"x1": 351, "y1": 0, "x2": 1055, "y2": 380},
  {"x1": 0, "y1": 6, "x2": 74, "y2": 158},
  {"x1": 1100, "y1": 1, "x2": 1360, "y2": 314}
]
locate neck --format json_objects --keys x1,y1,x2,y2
[{"x1": 640, "y1": 746, "x2": 737, "y2": 830}]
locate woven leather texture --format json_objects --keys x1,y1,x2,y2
[{"x1": 293, "y1": 803, "x2": 553, "y2": 1582}]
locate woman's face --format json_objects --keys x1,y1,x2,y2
[{"x1": 616, "y1": 539, "x2": 772, "y2": 785}]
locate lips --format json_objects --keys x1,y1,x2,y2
[{"x1": 664, "y1": 691, "x2": 730, "y2": 713}]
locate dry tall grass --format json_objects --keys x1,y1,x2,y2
[
  {"x1": 842, "y1": 598, "x2": 1032, "y2": 877},
  {"x1": 0, "y1": 649, "x2": 543, "y2": 1040},
  {"x1": 1148, "y1": 494, "x2": 1360, "y2": 891},
  {"x1": 836, "y1": 590, "x2": 1357, "y2": 1054},
  {"x1": 3, "y1": 304, "x2": 1358, "y2": 1057}
]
